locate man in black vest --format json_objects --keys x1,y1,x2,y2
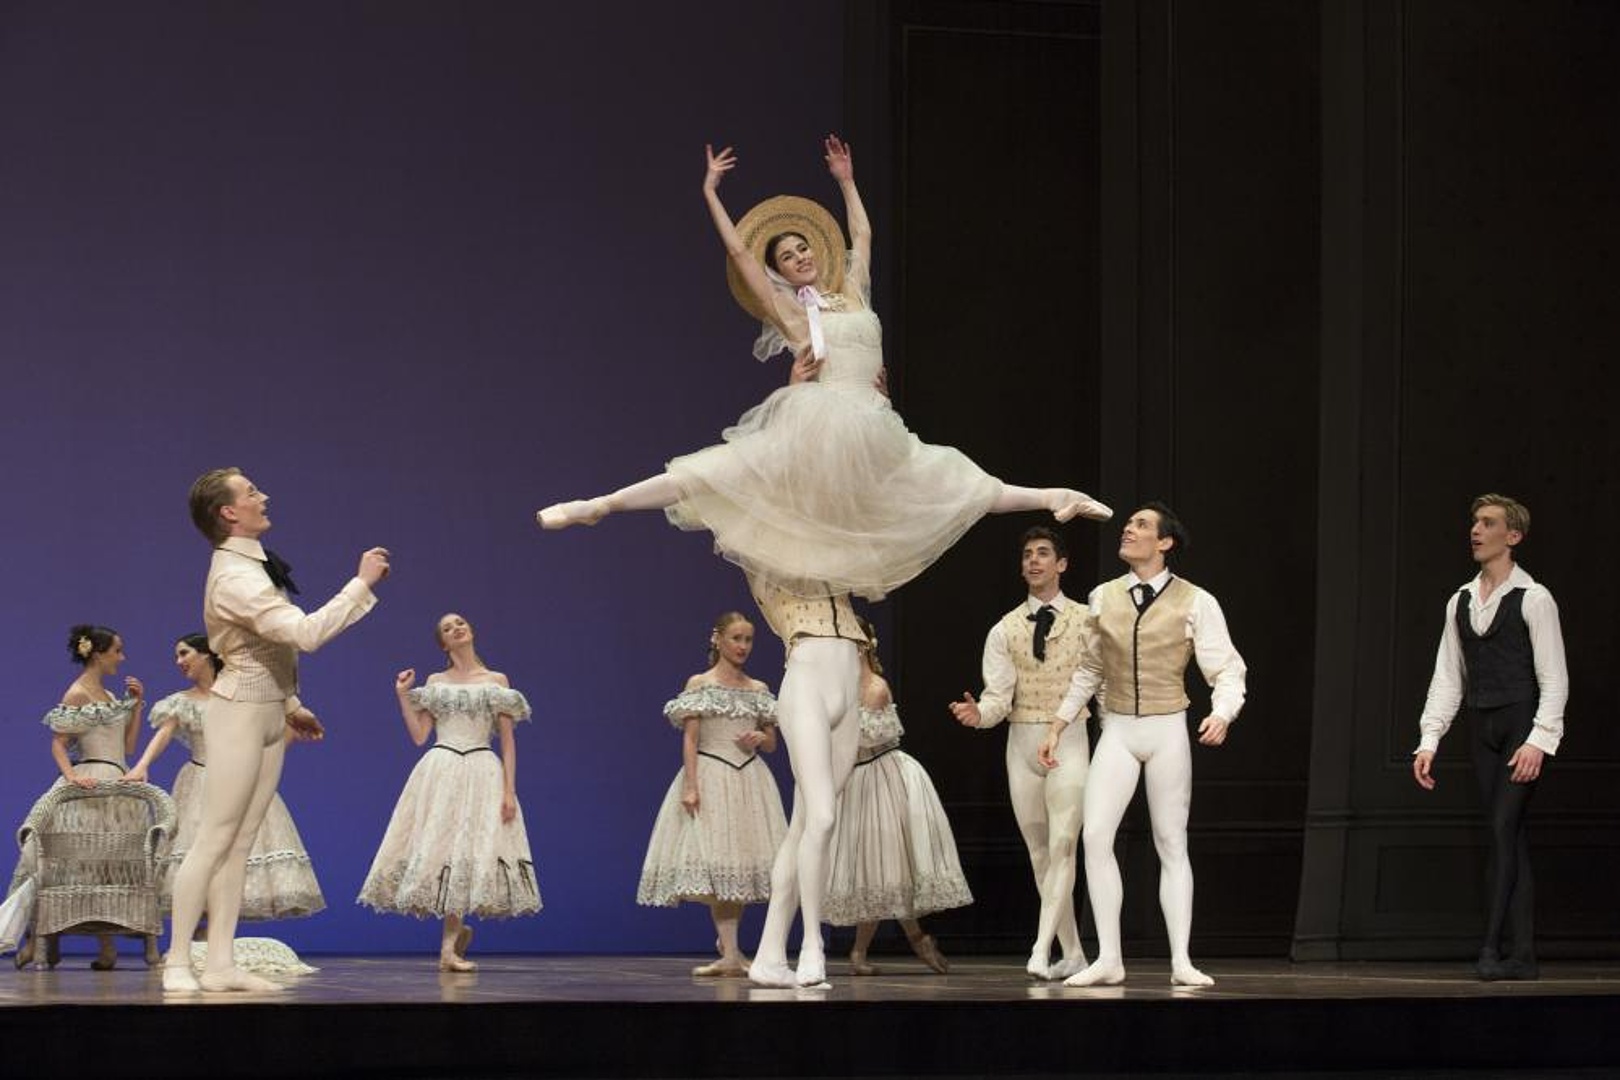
[{"x1": 1414, "y1": 493, "x2": 1568, "y2": 981}]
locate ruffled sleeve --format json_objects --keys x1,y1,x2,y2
[
  {"x1": 148, "y1": 692, "x2": 206, "y2": 738},
  {"x1": 487, "y1": 686, "x2": 532, "y2": 723},
  {"x1": 857, "y1": 702, "x2": 904, "y2": 744},
  {"x1": 662, "y1": 685, "x2": 777, "y2": 731},
  {"x1": 42, "y1": 697, "x2": 138, "y2": 734}
]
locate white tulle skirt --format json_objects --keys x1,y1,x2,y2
[
  {"x1": 824, "y1": 747, "x2": 973, "y2": 925},
  {"x1": 666, "y1": 382, "x2": 1002, "y2": 600}
]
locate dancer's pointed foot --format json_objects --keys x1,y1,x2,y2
[
  {"x1": 908, "y1": 934, "x2": 949, "y2": 974},
  {"x1": 438, "y1": 953, "x2": 478, "y2": 973},
  {"x1": 1047, "y1": 951, "x2": 1089, "y2": 981},
  {"x1": 13, "y1": 933, "x2": 34, "y2": 970},
  {"x1": 200, "y1": 967, "x2": 286, "y2": 992},
  {"x1": 454, "y1": 924, "x2": 473, "y2": 960},
  {"x1": 1170, "y1": 963, "x2": 1214, "y2": 987},
  {"x1": 1025, "y1": 951, "x2": 1053, "y2": 980},
  {"x1": 849, "y1": 950, "x2": 878, "y2": 976},
  {"x1": 747, "y1": 959, "x2": 797, "y2": 988},
  {"x1": 143, "y1": 934, "x2": 162, "y2": 968},
  {"x1": 692, "y1": 958, "x2": 749, "y2": 977},
  {"x1": 536, "y1": 498, "x2": 609, "y2": 530},
  {"x1": 1051, "y1": 489, "x2": 1113, "y2": 524},
  {"x1": 1063, "y1": 958, "x2": 1126, "y2": 987},
  {"x1": 162, "y1": 958, "x2": 201, "y2": 994}
]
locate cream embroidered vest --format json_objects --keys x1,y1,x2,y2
[
  {"x1": 748, "y1": 574, "x2": 867, "y2": 650},
  {"x1": 1095, "y1": 575, "x2": 1195, "y2": 716},
  {"x1": 1000, "y1": 599, "x2": 1090, "y2": 724}
]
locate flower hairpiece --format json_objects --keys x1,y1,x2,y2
[{"x1": 75, "y1": 636, "x2": 93, "y2": 658}]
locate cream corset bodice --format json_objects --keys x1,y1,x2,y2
[{"x1": 818, "y1": 308, "x2": 884, "y2": 392}]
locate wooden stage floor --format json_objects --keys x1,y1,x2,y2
[{"x1": 2, "y1": 954, "x2": 1617, "y2": 1078}]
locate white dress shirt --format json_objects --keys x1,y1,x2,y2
[
  {"x1": 975, "y1": 592, "x2": 1075, "y2": 729},
  {"x1": 1416, "y1": 563, "x2": 1567, "y2": 755},
  {"x1": 205, "y1": 536, "x2": 377, "y2": 715},
  {"x1": 1055, "y1": 569, "x2": 1247, "y2": 724}
]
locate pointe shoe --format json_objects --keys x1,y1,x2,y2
[
  {"x1": 1048, "y1": 952, "x2": 1089, "y2": 981},
  {"x1": 908, "y1": 934, "x2": 949, "y2": 974},
  {"x1": 848, "y1": 950, "x2": 878, "y2": 976},
  {"x1": 1052, "y1": 490, "x2": 1113, "y2": 524},
  {"x1": 536, "y1": 499, "x2": 608, "y2": 530},
  {"x1": 13, "y1": 934, "x2": 34, "y2": 970},
  {"x1": 439, "y1": 954, "x2": 478, "y2": 973},
  {"x1": 747, "y1": 959, "x2": 798, "y2": 988},
  {"x1": 90, "y1": 951, "x2": 117, "y2": 972},
  {"x1": 454, "y1": 925, "x2": 473, "y2": 961},
  {"x1": 1025, "y1": 952, "x2": 1052, "y2": 980},
  {"x1": 200, "y1": 968, "x2": 286, "y2": 993},
  {"x1": 162, "y1": 960, "x2": 202, "y2": 994},
  {"x1": 692, "y1": 959, "x2": 749, "y2": 977},
  {"x1": 1063, "y1": 959, "x2": 1126, "y2": 987},
  {"x1": 143, "y1": 934, "x2": 162, "y2": 968}
]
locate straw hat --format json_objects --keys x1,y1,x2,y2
[{"x1": 726, "y1": 195, "x2": 847, "y2": 322}]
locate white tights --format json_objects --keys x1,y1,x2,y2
[
  {"x1": 750, "y1": 638, "x2": 862, "y2": 985},
  {"x1": 1081, "y1": 712, "x2": 1199, "y2": 977},
  {"x1": 1006, "y1": 723, "x2": 1088, "y2": 971},
  {"x1": 166, "y1": 699, "x2": 287, "y2": 976}
]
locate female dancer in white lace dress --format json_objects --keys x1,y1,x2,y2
[
  {"x1": 637, "y1": 611, "x2": 787, "y2": 976},
  {"x1": 8, "y1": 625, "x2": 145, "y2": 969},
  {"x1": 826, "y1": 617, "x2": 971, "y2": 974},
  {"x1": 539, "y1": 136, "x2": 1110, "y2": 988},
  {"x1": 358, "y1": 613, "x2": 540, "y2": 971},
  {"x1": 125, "y1": 633, "x2": 322, "y2": 975}
]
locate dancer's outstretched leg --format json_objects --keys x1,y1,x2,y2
[
  {"x1": 537, "y1": 473, "x2": 683, "y2": 529},
  {"x1": 992, "y1": 483, "x2": 1113, "y2": 523}
]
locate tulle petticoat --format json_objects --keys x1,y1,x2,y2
[
  {"x1": 158, "y1": 762, "x2": 325, "y2": 920},
  {"x1": 823, "y1": 748, "x2": 973, "y2": 925},
  {"x1": 665, "y1": 382, "x2": 1002, "y2": 601}
]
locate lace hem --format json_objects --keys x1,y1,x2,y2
[
  {"x1": 823, "y1": 874, "x2": 974, "y2": 926},
  {"x1": 636, "y1": 866, "x2": 775, "y2": 908},
  {"x1": 357, "y1": 858, "x2": 541, "y2": 919}
]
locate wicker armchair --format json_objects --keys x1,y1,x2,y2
[{"x1": 16, "y1": 781, "x2": 175, "y2": 968}]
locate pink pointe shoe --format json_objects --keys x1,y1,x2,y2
[
  {"x1": 1052, "y1": 490, "x2": 1113, "y2": 524},
  {"x1": 536, "y1": 499, "x2": 608, "y2": 530}
]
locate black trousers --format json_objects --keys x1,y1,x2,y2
[{"x1": 1467, "y1": 698, "x2": 1538, "y2": 961}]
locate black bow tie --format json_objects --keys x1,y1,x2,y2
[
  {"x1": 1132, "y1": 582, "x2": 1157, "y2": 612},
  {"x1": 264, "y1": 549, "x2": 300, "y2": 595},
  {"x1": 1028, "y1": 604, "x2": 1057, "y2": 661}
]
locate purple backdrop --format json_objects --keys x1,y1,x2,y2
[{"x1": 0, "y1": 1, "x2": 846, "y2": 954}]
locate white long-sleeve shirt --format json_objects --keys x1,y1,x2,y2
[
  {"x1": 1416, "y1": 563, "x2": 1567, "y2": 755},
  {"x1": 205, "y1": 536, "x2": 377, "y2": 714},
  {"x1": 1055, "y1": 569, "x2": 1247, "y2": 724}
]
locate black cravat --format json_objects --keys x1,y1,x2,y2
[
  {"x1": 263, "y1": 549, "x2": 300, "y2": 596},
  {"x1": 1029, "y1": 604, "x2": 1057, "y2": 661},
  {"x1": 1132, "y1": 582, "x2": 1157, "y2": 612}
]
